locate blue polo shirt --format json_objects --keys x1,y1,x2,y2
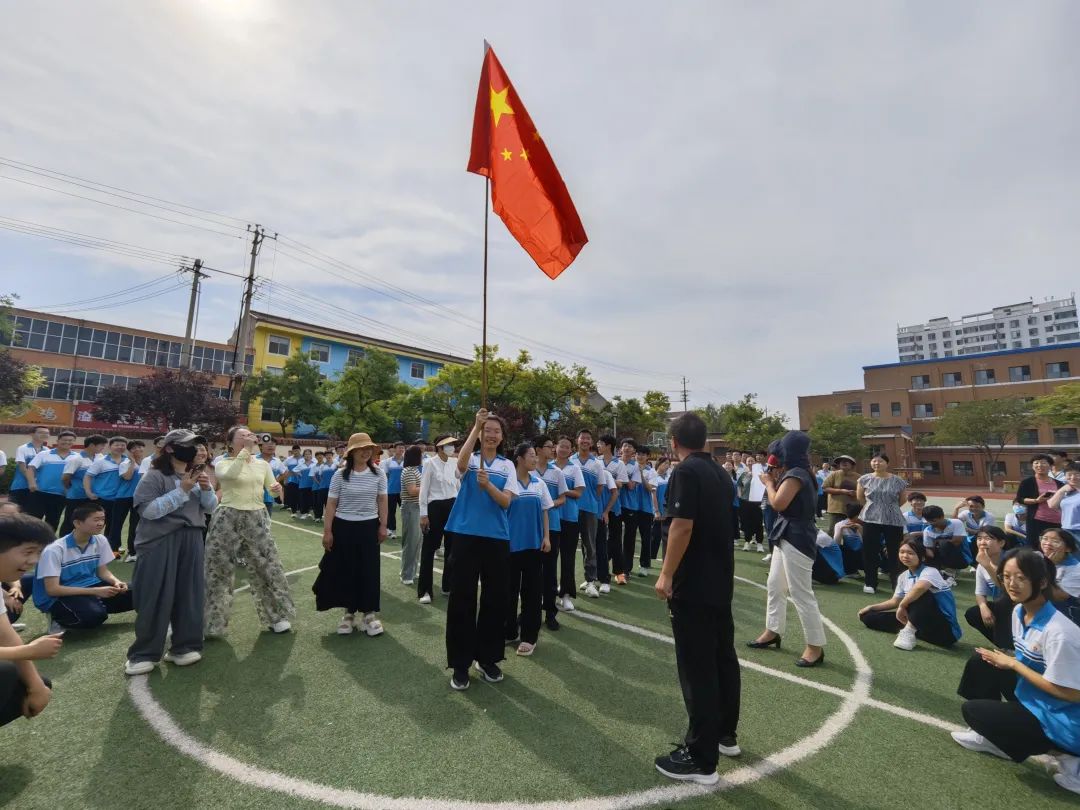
[
  {"x1": 554, "y1": 460, "x2": 585, "y2": 523},
  {"x1": 903, "y1": 509, "x2": 928, "y2": 535},
  {"x1": 63, "y1": 452, "x2": 96, "y2": 501},
  {"x1": 570, "y1": 452, "x2": 603, "y2": 515},
  {"x1": 86, "y1": 454, "x2": 128, "y2": 500},
  {"x1": 894, "y1": 565, "x2": 962, "y2": 641},
  {"x1": 383, "y1": 458, "x2": 404, "y2": 495},
  {"x1": 10, "y1": 442, "x2": 40, "y2": 492},
  {"x1": 541, "y1": 462, "x2": 568, "y2": 533},
  {"x1": 116, "y1": 458, "x2": 143, "y2": 499},
  {"x1": 285, "y1": 455, "x2": 301, "y2": 484},
  {"x1": 1013, "y1": 601, "x2": 1080, "y2": 755},
  {"x1": 508, "y1": 472, "x2": 554, "y2": 552},
  {"x1": 264, "y1": 456, "x2": 285, "y2": 504},
  {"x1": 298, "y1": 460, "x2": 314, "y2": 490},
  {"x1": 28, "y1": 449, "x2": 74, "y2": 496},
  {"x1": 619, "y1": 460, "x2": 643, "y2": 514},
  {"x1": 445, "y1": 453, "x2": 516, "y2": 540},
  {"x1": 32, "y1": 532, "x2": 115, "y2": 612}
]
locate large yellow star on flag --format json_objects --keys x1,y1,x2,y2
[{"x1": 490, "y1": 85, "x2": 514, "y2": 127}]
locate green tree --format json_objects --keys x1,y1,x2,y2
[
  {"x1": 719, "y1": 393, "x2": 788, "y2": 452},
  {"x1": 694, "y1": 403, "x2": 726, "y2": 434},
  {"x1": 0, "y1": 293, "x2": 46, "y2": 420},
  {"x1": 807, "y1": 412, "x2": 878, "y2": 462},
  {"x1": 243, "y1": 349, "x2": 330, "y2": 437},
  {"x1": 1035, "y1": 382, "x2": 1080, "y2": 426},
  {"x1": 926, "y1": 398, "x2": 1031, "y2": 477},
  {"x1": 94, "y1": 368, "x2": 238, "y2": 436},
  {"x1": 321, "y1": 348, "x2": 408, "y2": 441}
]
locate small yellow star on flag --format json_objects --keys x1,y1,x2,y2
[
  {"x1": 501, "y1": 148, "x2": 513, "y2": 161},
  {"x1": 490, "y1": 86, "x2": 514, "y2": 127},
  {"x1": 519, "y1": 148, "x2": 529, "y2": 161}
]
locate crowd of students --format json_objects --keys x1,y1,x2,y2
[{"x1": 2, "y1": 425, "x2": 1079, "y2": 795}]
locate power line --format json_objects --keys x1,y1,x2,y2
[
  {"x1": 24, "y1": 271, "x2": 185, "y2": 311},
  {"x1": 33, "y1": 279, "x2": 189, "y2": 314},
  {"x1": 0, "y1": 221, "x2": 187, "y2": 267},
  {"x1": 0, "y1": 215, "x2": 190, "y2": 259}
]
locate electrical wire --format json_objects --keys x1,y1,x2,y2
[
  {"x1": 23, "y1": 271, "x2": 185, "y2": 311},
  {"x1": 0, "y1": 215, "x2": 190, "y2": 260},
  {"x1": 34, "y1": 280, "x2": 189, "y2": 315},
  {"x1": 0, "y1": 221, "x2": 188, "y2": 267}
]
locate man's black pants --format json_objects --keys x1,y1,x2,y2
[
  {"x1": 669, "y1": 597, "x2": 740, "y2": 771},
  {"x1": 0, "y1": 663, "x2": 52, "y2": 727}
]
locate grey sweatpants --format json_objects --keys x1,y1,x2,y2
[
  {"x1": 127, "y1": 526, "x2": 205, "y2": 664},
  {"x1": 400, "y1": 501, "x2": 422, "y2": 583},
  {"x1": 578, "y1": 510, "x2": 598, "y2": 582}
]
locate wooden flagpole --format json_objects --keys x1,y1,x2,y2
[{"x1": 482, "y1": 176, "x2": 490, "y2": 409}]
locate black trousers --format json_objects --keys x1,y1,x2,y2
[
  {"x1": 669, "y1": 598, "x2": 740, "y2": 771},
  {"x1": 36, "y1": 492, "x2": 66, "y2": 531},
  {"x1": 963, "y1": 597, "x2": 1015, "y2": 648},
  {"x1": 109, "y1": 498, "x2": 134, "y2": 553},
  {"x1": 59, "y1": 498, "x2": 89, "y2": 536},
  {"x1": 0, "y1": 662, "x2": 52, "y2": 728},
  {"x1": 50, "y1": 585, "x2": 135, "y2": 629},
  {"x1": 608, "y1": 513, "x2": 626, "y2": 575},
  {"x1": 731, "y1": 502, "x2": 741, "y2": 540},
  {"x1": 298, "y1": 487, "x2": 313, "y2": 516},
  {"x1": 958, "y1": 650, "x2": 1017, "y2": 702},
  {"x1": 859, "y1": 591, "x2": 958, "y2": 647},
  {"x1": 929, "y1": 541, "x2": 969, "y2": 571},
  {"x1": 559, "y1": 520, "x2": 580, "y2": 596},
  {"x1": 861, "y1": 523, "x2": 903, "y2": 591},
  {"x1": 284, "y1": 482, "x2": 299, "y2": 512},
  {"x1": 96, "y1": 499, "x2": 117, "y2": 542},
  {"x1": 313, "y1": 489, "x2": 328, "y2": 520},
  {"x1": 650, "y1": 520, "x2": 662, "y2": 560},
  {"x1": 623, "y1": 510, "x2": 650, "y2": 572},
  {"x1": 595, "y1": 519, "x2": 610, "y2": 584},
  {"x1": 506, "y1": 549, "x2": 543, "y2": 645},
  {"x1": 417, "y1": 497, "x2": 455, "y2": 598},
  {"x1": 387, "y1": 493, "x2": 401, "y2": 531},
  {"x1": 445, "y1": 533, "x2": 509, "y2": 671},
  {"x1": 1026, "y1": 516, "x2": 1059, "y2": 548},
  {"x1": 739, "y1": 501, "x2": 764, "y2": 544},
  {"x1": 541, "y1": 530, "x2": 561, "y2": 616},
  {"x1": 636, "y1": 511, "x2": 654, "y2": 568},
  {"x1": 962, "y1": 700, "x2": 1057, "y2": 762},
  {"x1": 9, "y1": 489, "x2": 37, "y2": 516}
]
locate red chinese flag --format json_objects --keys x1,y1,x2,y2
[{"x1": 468, "y1": 45, "x2": 588, "y2": 280}]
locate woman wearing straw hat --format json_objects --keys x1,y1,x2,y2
[{"x1": 313, "y1": 432, "x2": 389, "y2": 636}]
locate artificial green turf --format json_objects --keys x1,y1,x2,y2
[{"x1": 3, "y1": 508, "x2": 1076, "y2": 810}]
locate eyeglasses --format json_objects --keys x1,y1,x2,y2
[
  {"x1": 1001, "y1": 574, "x2": 1030, "y2": 585},
  {"x1": 1041, "y1": 538, "x2": 1066, "y2": 548}
]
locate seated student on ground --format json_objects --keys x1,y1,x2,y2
[
  {"x1": 832, "y1": 502, "x2": 864, "y2": 575},
  {"x1": 1004, "y1": 503, "x2": 1028, "y2": 546},
  {"x1": 32, "y1": 503, "x2": 133, "y2": 635},
  {"x1": 955, "y1": 495, "x2": 995, "y2": 566},
  {"x1": 1040, "y1": 527, "x2": 1080, "y2": 627},
  {"x1": 858, "y1": 538, "x2": 962, "y2": 651},
  {"x1": 921, "y1": 505, "x2": 969, "y2": 574},
  {"x1": 903, "y1": 492, "x2": 928, "y2": 543},
  {"x1": 0, "y1": 513, "x2": 62, "y2": 728},
  {"x1": 952, "y1": 548, "x2": 1080, "y2": 797},
  {"x1": 964, "y1": 526, "x2": 1015, "y2": 647},
  {"x1": 812, "y1": 529, "x2": 846, "y2": 585}
]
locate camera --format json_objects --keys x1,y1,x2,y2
[{"x1": 258, "y1": 433, "x2": 274, "y2": 444}]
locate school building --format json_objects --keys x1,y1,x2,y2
[
  {"x1": 799, "y1": 342, "x2": 1080, "y2": 488},
  {"x1": 243, "y1": 311, "x2": 471, "y2": 436}
]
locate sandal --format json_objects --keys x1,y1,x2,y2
[
  {"x1": 516, "y1": 642, "x2": 535, "y2": 656},
  {"x1": 337, "y1": 613, "x2": 355, "y2": 635},
  {"x1": 358, "y1": 613, "x2": 384, "y2": 637}
]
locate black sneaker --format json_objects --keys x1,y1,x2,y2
[
  {"x1": 654, "y1": 745, "x2": 718, "y2": 785},
  {"x1": 718, "y1": 735, "x2": 741, "y2": 757},
  {"x1": 450, "y1": 668, "x2": 470, "y2": 691},
  {"x1": 474, "y1": 661, "x2": 504, "y2": 683},
  {"x1": 546, "y1": 615, "x2": 560, "y2": 631}
]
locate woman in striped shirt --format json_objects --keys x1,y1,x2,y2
[
  {"x1": 398, "y1": 446, "x2": 423, "y2": 587},
  {"x1": 313, "y1": 433, "x2": 388, "y2": 637}
]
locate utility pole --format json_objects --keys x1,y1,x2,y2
[
  {"x1": 680, "y1": 376, "x2": 690, "y2": 412},
  {"x1": 181, "y1": 259, "x2": 207, "y2": 369},
  {"x1": 230, "y1": 226, "x2": 277, "y2": 396}
]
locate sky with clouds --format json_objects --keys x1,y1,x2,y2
[{"x1": 2, "y1": 1, "x2": 1078, "y2": 420}]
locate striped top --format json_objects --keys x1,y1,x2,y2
[
  {"x1": 328, "y1": 465, "x2": 387, "y2": 522},
  {"x1": 400, "y1": 466, "x2": 422, "y2": 504}
]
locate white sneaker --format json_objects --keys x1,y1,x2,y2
[
  {"x1": 11, "y1": 622, "x2": 26, "y2": 631},
  {"x1": 862, "y1": 586, "x2": 876, "y2": 595},
  {"x1": 964, "y1": 566, "x2": 976, "y2": 574},
  {"x1": 337, "y1": 613, "x2": 355, "y2": 634},
  {"x1": 48, "y1": 620, "x2": 65, "y2": 635},
  {"x1": 401, "y1": 578, "x2": 415, "y2": 586},
  {"x1": 1054, "y1": 771, "x2": 1080, "y2": 796},
  {"x1": 357, "y1": 612, "x2": 384, "y2": 636},
  {"x1": 122, "y1": 552, "x2": 137, "y2": 563},
  {"x1": 270, "y1": 620, "x2": 292, "y2": 634},
  {"x1": 755, "y1": 543, "x2": 765, "y2": 553},
  {"x1": 893, "y1": 623, "x2": 917, "y2": 651},
  {"x1": 124, "y1": 659, "x2": 157, "y2": 676},
  {"x1": 950, "y1": 728, "x2": 1010, "y2": 760},
  {"x1": 163, "y1": 650, "x2": 202, "y2": 666},
  {"x1": 561, "y1": 596, "x2": 576, "y2": 612},
  {"x1": 584, "y1": 582, "x2": 600, "y2": 598},
  {"x1": 637, "y1": 566, "x2": 649, "y2": 578},
  {"x1": 419, "y1": 593, "x2": 432, "y2": 605},
  {"x1": 598, "y1": 583, "x2": 611, "y2": 594},
  {"x1": 741, "y1": 541, "x2": 751, "y2": 552},
  {"x1": 761, "y1": 553, "x2": 772, "y2": 562}
]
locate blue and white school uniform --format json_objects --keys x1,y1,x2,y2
[
  {"x1": 63, "y1": 452, "x2": 96, "y2": 503},
  {"x1": 508, "y1": 473, "x2": 555, "y2": 553},
  {"x1": 894, "y1": 565, "x2": 962, "y2": 643},
  {"x1": 116, "y1": 459, "x2": 142, "y2": 500},
  {"x1": 86, "y1": 454, "x2": 127, "y2": 502},
  {"x1": 445, "y1": 453, "x2": 517, "y2": 541},
  {"x1": 264, "y1": 456, "x2": 285, "y2": 508},
  {"x1": 959, "y1": 509, "x2": 996, "y2": 559},
  {"x1": 297, "y1": 460, "x2": 314, "y2": 492},
  {"x1": 32, "y1": 533, "x2": 115, "y2": 613},
  {"x1": 601, "y1": 469, "x2": 618, "y2": 514},
  {"x1": 540, "y1": 463, "x2": 568, "y2": 536},
  {"x1": 285, "y1": 456, "x2": 301, "y2": 485},
  {"x1": 974, "y1": 564, "x2": 1003, "y2": 602},
  {"x1": 383, "y1": 458, "x2": 404, "y2": 496},
  {"x1": 1012, "y1": 601, "x2": 1080, "y2": 755},
  {"x1": 833, "y1": 518, "x2": 864, "y2": 573},
  {"x1": 570, "y1": 452, "x2": 603, "y2": 516},
  {"x1": 554, "y1": 461, "x2": 585, "y2": 525},
  {"x1": 923, "y1": 519, "x2": 970, "y2": 566},
  {"x1": 1054, "y1": 555, "x2": 1080, "y2": 627},
  {"x1": 618, "y1": 460, "x2": 643, "y2": 515},
  {"x1": 1057, "y1": 489, "x2": 1080, "y2": 534},
  {"x1": 28, "y1": 449, "x2": 72, "y2": 497},
  {"x1": 10, "y1": 442, "x2": 40, "y2": 496},
  {"x1": 1005, "y1": 511, "x2": 1028, "y2": 545},
  {"x1": 813, "y1": 530, "x2": 847, "y2": 583},
  {"x1": 506, "y1": 472, "x2": 555, "y2": 645},
  {"x1": 903, "y1": 509, "x2": 928, "y2": 537}
]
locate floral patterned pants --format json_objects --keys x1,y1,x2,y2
[{"x1": 204, "y1": 507, "x2": 296, "y2": 635}]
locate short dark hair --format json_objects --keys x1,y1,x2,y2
[
  {"x1": 1031, "y1": 453, "x2": 1054, "y2": 464},
  {"x1": 907, "y1": 491, "x2": 926, "y2": 502},
  {"x1": 1042, "y1": 526, "x2": 1079, "y2": 553},
  {"x1": 999, "y1": 547, "x2": 1056, "y2": 600},
  {"x1": 1066, "y1": 461, "x2": 1080, "y2": 474},
  {"x1": 0, "y1": 513, "x2": 55, "y2": 553},
  {"x1": 966, "y1": 495, "x2": 985, "y2": 506},
  {"x1": 1053, "y1": 450, "x2": 1070, "y2": 459},
  {"x1": 512, "y1": 442, "x2": 534, "y2": 462},
  {"x1": 57, "y1": 430, "x2": 77, "y2": 440},
  {"x1": 922, "y1": 505, "x2": 945, "y2": 522},
  {"x1": 85, "y1": 434, "x2": 108, "y2": 447},
  {"x1": 619, "y1": 438, "x2": 639, "y2": 452},
  {"x1": 576, "y1": 429, "x2": 593, "y2": 439},
  {"x1": 127, "y1": 439, "x2": 146, "y2": 451},
  {"x1": 226, "y1": 426, "x2": 247, "y2": 444},
  {"x1": 72, "y1": 502, "x2": 106, "y2": 523},
  {"x1": 556, "y1": 434, "x2": 575, "y2": 447},
  {"x1": 976, "y1": 526, "x2": 1011, "y2": 548},
  {"x1": 108, "y1": 435, "x2": 128, "y2": 445},
  {"x1": 669, "y1": 412, "x2": 706, "y2": 451},
  {"x1": 392, "y1": 441, "x2": 406, "y2": 449},
  {"x1": 844, "y1": 503, "x2": 862, "y2": 519},
  {"x1": 598, "y1": 434, "x2": 617, "y2": 449},
  {"x1": 403, "y1": 445, "x2": 423, "y2": 467},
  {"x1": 898, "y1": 537, "x2": 927, "y2": 564},
  {"x1": 532, "y1": 434, "x2": 552, "y2": 448},
  {"x1": 872, "y1": 452, "x2": 889, "y2": 463},
  {"x1": 154, "y1": 435, "x2": 166, "y2": 445},
  {"x1": 291, "y1": 444, "x2": 302, "y2": 451}
]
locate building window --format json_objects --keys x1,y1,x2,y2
[
  {"x1": 1052, "y1": 428, "x2": 1079, "y2": 444},
  {"x1": 911, "y1": 375, "x2": 930, "y2": 390},
  {"x1": 869, "y1": 403, "x2": 880, "y2": 418},
  {"x1": 914, "y1": 403, "x2": 935, "y2": 418},
  {"x1": 1031, "y1": 338, "x2": 1040, "y2": 347},
  {"x1": 268, "y1": 335, "x2": 290, "y2": 356},
  {"x1": 891, "y1": 402, "x2": 902, "y2": 417},
  {"x1": 845, "y1": 402, "x2": 863, "y2": 416},
  {"x1": 868, "y1": 444, "x2": 885, "y2": 457},
  {"x1": 974, "y1": 369, "x2": 996, "y2": 385},
  {"x1": 943, "y1": 372, "x2": 962, "y2": 387},
  {"x1": 410, "y1": 362, "x2": 426, "y2": 380},
  {"x1": 952, "y1": 461, "x2": 975, "y2": 477},
  {"x1": 1009, "y1": 319, "x2": 1019, "y2": 328},
  {"x1": 309, "y1": 343, "x2": 330, "y2": 363},
  {"x1": 919, "y1": 460, "x2": 941, "y2": 475},
  {"x1": 1047, "y1": 362, "x2": 1071, "y2": 379},
  {"x1": 1018, "y1": 428, "x2": 1040, "y2": 445},
  {"x1": 1009, "y1": 365, "x2": 1031, "y2": 382},
  {"x1": 1019, "y1": 461, "x2": 1034, "y2": 477},
  {"x1": 260, "y1": 405, "x2": 284, "y2": 423},
  {"x1": 987, "y1": 461, "x2": 1007, "y2": 477},
  {"x1": 346, "y1": 348, "x2": 365, "y2": 367}
]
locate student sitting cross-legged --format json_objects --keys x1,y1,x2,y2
[
  {"x1": 921, "y1": 505, "x2": 969, "y2": 575},
  {"x1": 963, "y1": 526, "x2": 1015, "y2": 648},
  {"x1": 858, "y1": 538, "x2": 962, "y2": 651},
  {"x1": 31, "y1": 502, "x2": 134, "y2": 635}
]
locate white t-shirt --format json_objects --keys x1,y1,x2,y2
[
  {"x1": 748, "y1": 463, "x2": 767, "y2": 502},
  {"x1": 922, "y1": 519, "x2": 966, "y2": 549},
  {"x1": 975, "y1": 564, "x2": 1002, "y2": 599},
  {"x1": 894, "y1": 565, "x2": 953, "y2": 600},
  {"x1": 1004, "y1": 511, "x2": 1026, "y2": 536},
  {"x1": 1056, "y1": 557, "x2": 1080, "y2": 598}
]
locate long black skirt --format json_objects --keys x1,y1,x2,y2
[{"x1": 312, "y1": 517, "x2": 381, "y2": 614}]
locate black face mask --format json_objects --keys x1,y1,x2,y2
[{"x1": 171, "y1": 444, "x2": 198, "y2": 463}]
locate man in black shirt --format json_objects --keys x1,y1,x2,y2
[{"x1": 653, "y1": 412, "x2": 739, "y2": 785}]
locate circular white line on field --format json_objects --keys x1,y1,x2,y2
[{"x1": 129, "y1": 537, "x2": 874, "y2": 809}]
